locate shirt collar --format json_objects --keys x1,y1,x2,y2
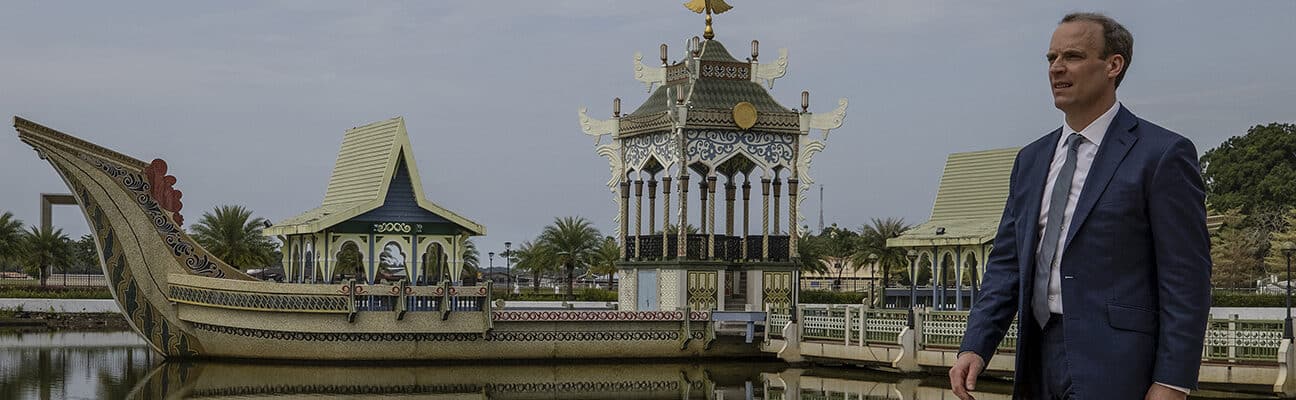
[{"x1": 1061, "y1": 100, "x2": 1121, "y2": 148}]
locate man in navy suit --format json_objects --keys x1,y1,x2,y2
[{"x1": 948, "y1": 13, "x2": 1211, "y2": 400}]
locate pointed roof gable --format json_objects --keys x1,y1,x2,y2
[
  {"x1": 888, "y1": 147, "x2": 1019, "y2": 247},
  {"x1": 264, "y1": 117, "x2": 485, "y2": 236}
]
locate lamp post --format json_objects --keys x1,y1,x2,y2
[
  {"x1": 906, "y1": 249, "x2": 918, "y2": 327},
  {"x1": 1283, "y1": 241, "x2": 1295, "y2": 340},
  {"x1": 867, "y1": 253, "x2": 879, "y2": 307},
  {"x1": 488, "y1": 251, "x2": 495, "y2": 286},
  {"x1": 504, "y1": 241, "x2": 513, "y2": 299}
]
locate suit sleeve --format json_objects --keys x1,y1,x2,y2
[
  {"x1": 1149, "y1": 137, "x2": 1212, "y2": 389},
  {"x1": 959, "y1": 153, "x2": 1023, "y2": 365}
]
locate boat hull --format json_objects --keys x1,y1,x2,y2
[{"x1": 13, "y1": 117, "x2": 764, "y2": 361}]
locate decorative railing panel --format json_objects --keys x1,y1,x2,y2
[
  {"x1": 622, "y1": 236, "x2": 638, "y2": 261},
  {"x1": 768, "y1": 312, "x2": 790, "y2": 339},
  {"x1": 922, "y1": 311, "x2": 968, "y2": 349},
  {"x1": 774, "y1": 306, "x2": 1281, "y2": 364},
  {"x1": 865, "y1": 309, "x2": 908, "y2": 345},
  {"x1": 801, "y1": 306, "x2": 847, "y2": 341},
  {"x1": 768, "y1": 236, "x2": 790, "y2": 261},
  {"x1": 621, "y1": 234, "x2": 793, "y2": 262},
  {"x1": 1203, "y1": 318, "x2": 1283, "y2": 363},
  {"x1": 636, "y1": 235, "x2": 664, "y2": 260}
]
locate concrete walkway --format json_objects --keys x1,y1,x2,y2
[{"x1": 0, "y1": 298, "x2": 119, "y2": 313}]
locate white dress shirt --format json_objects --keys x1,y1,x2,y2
[
  {"x1": 1036, "y1": 100, "x2": 1119, "y2": 315},
  {"x1": 1036, "y1": 100, "x2": 1190, "y2": 395}
]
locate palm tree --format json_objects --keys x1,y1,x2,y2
[
  {"x1": 462, "y1": 239, "x2": 480, "y2": 273},
  {"x1": 457, "y1": 239, "x2": 482, "y2": 283},
  {"x1": 189, "y1": 205, "x2": 277, "y2": 270},
  {"x1": 0, "y1": 211, "x2": 25, "y2": 271},
  {"x1": 590, "y1": 236, "x2": 621, "y2": 290},
  {"x1": 514, "y1": 240, "x2": 556, "y2": 291},
  {"x1": 20, "y1": 225, "x2": 74, "y2": 287},
  {"x1": 853, "y1": 217, "x2": 913, "y2": 306},
  {"x1": 538, "y1": 217, "x2": 602, "y2": 300},
  {"x1": 796, "y1": 235, "x2": 829, "y2": 274}
]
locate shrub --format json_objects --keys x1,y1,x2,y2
[
  {"x1": 1212, "y1": 292, "x2": 1286, "y2": 307},
  {"x1": 800, "y1": 290, "x2": 867, "y2": 304}
]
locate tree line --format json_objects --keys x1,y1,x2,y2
[
  {"x1": 1202, "y1": 123, "x2": 1296, "y2": 288},
  {"x1": 510, "y1": 216, "x2": 619, "y2": 300}
]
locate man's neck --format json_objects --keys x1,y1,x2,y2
[{"x1": 1064, "y1": 94, "x2": 1118, "y2": 132}]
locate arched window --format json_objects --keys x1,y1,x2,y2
[
  {"x1": 422, "y1": 243, "x2": 446, "y2": 285},
  {"x1": 962, "y1": 254, "x2": 980, "y2": 286},
  {"x1": 334, "y1": 242, "x2": 364, "y2": 283},
  {"x1": 377, "y1": 241, "x2": 408, "y2": 283}
]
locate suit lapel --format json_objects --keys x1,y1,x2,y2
[
  {"x1": 1018, "y1": 128, "x2": 1061, "y2": 276},
  {"x1": 1063, "y1": 106, "x2": 1140, "y2": 252}
]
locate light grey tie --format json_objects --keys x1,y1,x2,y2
[{"x1": 1033, "y1": 133, "x2": 1083, "y2": 328}]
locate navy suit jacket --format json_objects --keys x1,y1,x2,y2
[{"x1": 959, "y1": 106, "x2": 1212, "y2": 399}]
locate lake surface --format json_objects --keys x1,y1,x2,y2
[{"x1": 0, "y1": 331, "x2": 1279, "y2": 399}]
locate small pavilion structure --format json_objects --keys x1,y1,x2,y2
[
  {"x1": 579, "y1": 4, "x2": 848, "y2": 313},
  {"x1": 264, "y1": 117, "x2": 484, "y2": 285},
  {"x1": 885, "y1": 147, "x2": 1018, "y2": 310}
]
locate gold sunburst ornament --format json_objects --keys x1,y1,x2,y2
[{"x1": 683, "y1": 0, "x2": 733, "y2": 40}]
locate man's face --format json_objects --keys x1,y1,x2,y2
[{"x1": 1047, "y1": 21, "x2": 1122, "y2": 113}]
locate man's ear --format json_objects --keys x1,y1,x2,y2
[{"x1": 1107, "y1": 54, "x2": 1125, "y2": 81}]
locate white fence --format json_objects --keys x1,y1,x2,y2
[{"x1": 772, "y1": 304, "x2": 1284, "y2": 364}]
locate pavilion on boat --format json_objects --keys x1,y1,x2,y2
[
  {"x1": 578, "y1": 13, "x2": 848, "y2": 313},
  {"x1": 884, "y1": 147, "x2": 1018, "y2": 311},
  {"x1": 264, "y1": 117, "x2": 484, "y2": 285}
]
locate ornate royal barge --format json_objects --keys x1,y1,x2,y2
[{"x1": 12, "y1": 3, "x2": 846, "y2": 361}]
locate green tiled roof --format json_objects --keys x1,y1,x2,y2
[
  {"x1": 629, "y1": 80, "x2": 793, "y2": 117},
  {"x1": 889, "y1": 147, "x2": 1020, "y2": 247},
  {"x1": 626, "y1": 39, "x2": 792, "y2": 118},
  {"x1": 698, "y1": 39, "x2": 741, "y2": 62}
]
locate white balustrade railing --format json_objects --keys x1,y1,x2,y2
[{"x1": 769, "y1": 305, "x2": 1284, "y2": 364}]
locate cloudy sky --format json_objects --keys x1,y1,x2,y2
[{"x1": 1, "y1": 1, "x2": 1291, "y2": 263}]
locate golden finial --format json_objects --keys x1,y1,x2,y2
[{"x1": 683, "y1": 0, "x2": 733, "y2": 40}]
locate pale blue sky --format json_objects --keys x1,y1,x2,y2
[{"x1": 1, "y1": 1, "x2": 1292, "y2": 262}]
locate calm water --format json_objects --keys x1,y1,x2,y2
[{"x1": 0, "y1": 331, "x2": 1278, "y2": 399}]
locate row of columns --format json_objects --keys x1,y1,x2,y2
[
  {"x1": 617, "y1": 171, "x2": 801, "y2": 260},
  {"x1": 894, "y1": 244, "x2": 988, "y2": 311}
]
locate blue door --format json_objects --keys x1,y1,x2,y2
[{"x1": 637, "y1": 269, "x2": 657, "y2": 311}]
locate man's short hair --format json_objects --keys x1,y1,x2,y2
[{"x1": 1060, "y1": 12, "x2": 1133, "y2": 88}]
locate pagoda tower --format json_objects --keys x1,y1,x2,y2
[{"x1": 578, "y1": 4, "x2": 847, "y2": 313}]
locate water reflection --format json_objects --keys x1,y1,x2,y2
[
  {"x1": 0, "y1": 331, "x2": 1281, "y2": 399},
  {"x1": 0, "y1": 331, "x2": 154, "y2": 399},
  {"x1": 130, "y1": 361, "x2": 785, "y2": 399}
]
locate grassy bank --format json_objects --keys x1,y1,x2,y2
[{"x1": 0, "y1": 285, "x2": 114, "y2": 299}]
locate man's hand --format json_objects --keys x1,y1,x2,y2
[
  {"x1": 950, "y1": 351, "x2": 985, "y2": 400},
  {"x1": 1145, "y1": 384, "x2": 1188, "y2": 400}
]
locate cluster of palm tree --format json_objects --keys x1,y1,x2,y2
[
  {"x1": 797, "y1": 217, "x2": 914, "y2": 298},
  {"x1": 0, "y1": 205, "x2": 288, "y2": 287},
  {"x1": 188, "y1": 205, "x2": 278, "y2": 270},
  {"x1": 511, "y1": 217, "x2": 620, "y2": 299},
  {"x1": 0, "y1": 211, "x2": 80, "y2": 286}
]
